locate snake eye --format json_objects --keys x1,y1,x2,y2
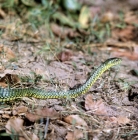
[{"x1": 111, "y1": 57, "x2": 122, "y2": 64}]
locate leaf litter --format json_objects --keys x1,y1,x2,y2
[
  {"x1": 0, "y1": 2, "x2": 138, "y2": 139},
  {"x1": 0, "y1": 43, "x2": 137, "y2": 139}
]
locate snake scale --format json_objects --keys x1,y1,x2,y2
[{"x1": 0, "y1": 58, "x2": 121, "y2": 101}]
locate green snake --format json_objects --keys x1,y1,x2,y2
[{"x1": 0, "y1": 58, "x2": 121, "y2": 101}]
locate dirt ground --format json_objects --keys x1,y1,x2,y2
[{"x1": 0, "y1": 0, "x2": 138, "y2": 140}]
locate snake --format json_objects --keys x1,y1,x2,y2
[{"x1": 0, "y1": 57, "x2": 121, "y2": 101}]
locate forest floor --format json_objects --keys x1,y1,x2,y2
[{"x1": 0, "y1": 1, "x2": 138, "y2": 140}]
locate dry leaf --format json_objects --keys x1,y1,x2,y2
[
  {"x1": 22, "y1": 132, "x2": 39, "y2": 140},
  {"x1": 5, "y1": 117, "x2": 24, "y2": 134},
  {"x1": 12, "y1": 106, "x2": 28, "y2": 115},
  {"x1": 56, "y1": 50, "x2": 73, "y2": 61},
  {"x1": 2, "y1": 114, "x2": 10, "y2": 119},
  {"x1": 64, "y1": 115, "x2": 87, "y2": 127},
  {"x1": 85, "y1": 94, "x2": 107, "y2": 115},
  {"x1": 0, "y1": 8, "x2": 6, "y2": 18},
  {"x1": 0, "y1": 82, "x2": 7, "y2": 87},
  {"x1": 20, "y1": 130, "x2": 39, "y2": 140},
  {"x1": 26, "y1": 107, "x2": 59, "y2": 122},
  {"x1": 124, "y1": 12, "x2": 138, "y2": 25},
  {"x1": 31, "y1": 133, "x2": 39, "y2": 140},
  {"x1": 52, "y1": 125, "x2": 67, "y2": 137},
  {"x1": 107, "y1": 116, "x2": 118, "y2": 124},
  {"x1": 0, "y1": 73, "x2": 20, "y2": 87},
  {"x1": 106, "y1": 116, "x2": 130, "y2": 126},
  {"x1": 66, "y1": 129, "x2": 83, "y2": 140},
  {"x1": 112, "y1": 45, "x2": 138, "y2": 60},
  {"x1": 51, "y1": 23, "x2": 80, "y2": 38},
  {"x1": 2, "y1": 19, "x2": 39, "y2": 41},
  {"x1": 117, "y1": 116, "x2": 130, "y2": 125},
  {"x1": 0, "y1": 44, "x2": 16, "y2": 61},
  {"x1": 101, "y1": 12, "x2": 114, "y2": 23},
  {"x1": 112, "y1": 26, "x2": 135, "y2": 41}
]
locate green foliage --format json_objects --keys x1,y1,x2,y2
[
  {"x1": 26, "y1": 2, "x2": 57, "y2": 27},
  {"x1": 1, "y1": 0, "x2": 58, "y2": 27},
  {"x1": 1, "y1": 0, "x2": 15, "y2": 8}
]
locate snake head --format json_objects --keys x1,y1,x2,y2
[{"x1": 105, "y1": 57, "x2": 122, "y2": 66}]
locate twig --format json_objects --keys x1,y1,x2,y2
[{"x1": 44, "y1": 117, "x2": 49, "y2": 139}]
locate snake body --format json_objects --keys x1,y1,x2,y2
[{"x1": 0, "y1": 58, "x2": 121, "y2": 101}]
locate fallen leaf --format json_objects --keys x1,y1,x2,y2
[
  {"x1": 56, "y1": 50, "x2": 73, "y2": 61},
  {"x1": 0, "y1": 44, "x2": 16, "y2": 61},
  {"x1": 112, "y1": 26, "x2": 135, "y2": 41},
  {"x1": 51, "y1": 23, "x2": 80, "y2": 38},
  {"x1": 0, "y1": 8, "x2": 6, "y2": 19},
  {"x1": 54, "y1": 105, "x2": 64, "y2": 111},
  {"x1": 112, "y1": 45, "x2": 138, "y2": 60},
  {"x1": 117, "y1": 116, "x2": 130, "y2": 125},
  {"x1": 106, "y1": 116, "x2": 130, "y2": 126},
  {"x1": 0, "y1": 73, "x2": 20, "y2": 87},
  {"x1": 2, "y1": 19, "x2": 39, "y2": 41},
  {"x1": 85, "y1": 94, "x2": 107, "y2": 115},
  {"x1": 22, "y1": 132, "x2": 39, "y2": 140},
  {"x1": 31, "y1": 133, "x2": 39, "y2": 140},
  {"x1": 26, "y1": 107, "x2": 59, "y2": 122},
  {"x1": 19, "y1": 130, "x2": 39, "y2": 140},
  {"x1": 2, "y1": 114, "x2": 10, "y2": 119},
  {"x1": 12, "y1": 106, "x2": 28, "y2": 115},
  {"x1": 101, "y1": 12, "x2": 115, "y2": 23},
  {"x1": 64, "y1": 115, "x2": 87, "y2": 127},
  {"x1": 66, "y1": 129, "x2": 83, "y2": 140},
  {"x1": 0, "y1": 82, "x2": 7, "y2": 87},
  {"x1": 52, "y1": 125, "x2": 67, "y2": 137},
  {"x1": 124, "y1": 12, "x2": 138, "y2": 25},
  {"x1": 0, "y1": 69, "x2": 18, "y2": 79},
  {"x1": 107, "y1": 116, "x2": 118, "y2": 124},
  {"x1": 5, "y1": 117, "x2": 24, "y2": 134}
]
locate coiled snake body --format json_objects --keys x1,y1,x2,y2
[{"x1": 0, "y1": 58, "x2": 121, "y2": 101}]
